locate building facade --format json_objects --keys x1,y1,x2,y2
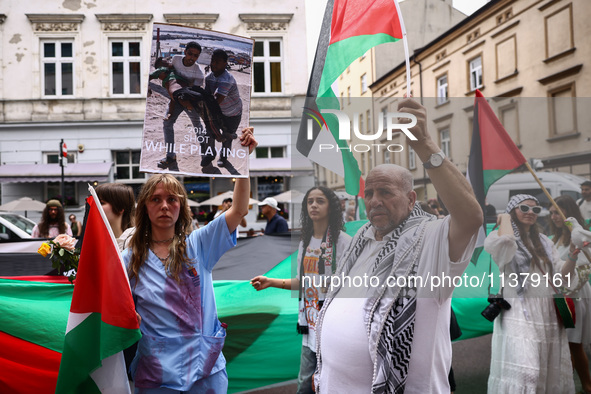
[
  {"x1": 317, "y1": 0, "x2": 467, "y2": 191},
  {"x1": 370, "y1": 0, "x2": 591, "y2": 200},
  {"x1": 0, "y1": 1, "x2": 312, "y2": 225}
]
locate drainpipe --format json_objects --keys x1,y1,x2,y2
[{"x1": 412, "y1": 52, "x2": 427, "y2": 200}]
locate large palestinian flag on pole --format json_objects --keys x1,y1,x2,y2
[
  {"x1": 55, "y1": 187, "x2": 141, "y2": 393},
  {"x1": 467, "y1": 89, "x2": 527, "y2": 262},
  {"x1": 296, "y1": 0, "x2": 405, "y2": 197}
]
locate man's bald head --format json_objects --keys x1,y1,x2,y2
[{"x1": 367, "y1": 164, "x2": 414, "y2": 193}]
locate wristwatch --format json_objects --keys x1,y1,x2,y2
[{"x1": 423, "y1": 151, "x2": 446, "y2": 169}]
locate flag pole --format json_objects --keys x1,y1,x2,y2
[
  {"x1": 392, "y1": 0, "x2": 411, "y2": 96},
  {"x1": 523, "y1": 161, "x2": 591, "y2": 263}
]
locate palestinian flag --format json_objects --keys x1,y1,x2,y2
[
  {"x1": 296, "y1": 0, "x2": 405, "y2": 197},
  {"x1": 467, "y1": 89, "x2": 526, "y2": 262},
  {"x1": 55, "y1": 187, "x2": 141, "y2": 393}
]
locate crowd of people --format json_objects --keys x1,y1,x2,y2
[{"x1": 20, "y1": 98, "x2": 591, "y2": 393}]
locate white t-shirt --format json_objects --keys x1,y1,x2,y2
[
  {"x1": 298, "y1": 232, "x2": 352, "y2": 351},
  {"x1": 319, "y1": 297, "x2": 373, "y2": 393},
  {"x1": 171, "y1": 55, "x2": 204, "y2": 87},
  {"x1": 578, "y1": 199, "x2": 591, "y2": 221},
  {"x1": 300, "y1": 236, "x2": 323, "y2": 351},
  {"x1": 319, "y1": 217, "x2": 477, "y2": 393}
]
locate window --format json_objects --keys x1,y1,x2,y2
[
  {"x1": 340, "y1": 92, "x2": 344, "y2": 109},
  {"x1": 383, "y1": 149, "x2": 391, "y2": 164},
  {"x1": 42, "y1": 40, "x2": 74, "y2": 96},
  {"x1": 408, "y1": 146, "x2": 416, "y2": 169},
  {"x1": 500, "y1": 103, "x2": 520, "y2": 146},
  {"x1": 47, "y1": 182, "x2": 77, "y2": 206},
  {"x1": 381, "y1": 107, "x2": 388, "y2": 131},
  {"x1": 347, "y1": 86, "x2": 351, "y2": 104},
  {"x1": 110, "y1": 40, "x2": 142, "y2": 95},
  {"x1": 361, "y1": 73, "x2": 368, "y2": 94},
  {"x1": 440, "y1": 129, "x2": 451, "y2": 159},
  {"x1": 360, "y1": 152, "x2": 366, "y2": 174},
  {"x1": 437, "y1": 75, "x2": 448, "y2": 105},
  {"x1": 469, "y1": 56, "x2": 483, "y2": 91},
  {"x1": 366, "y1": 110, "x2": 371, "y2": 133},
  {"x1": 255, "y1": 146, "x2": 286, "y2": 158},
  {"x1": 114, "y1": 150, "x2": 144, "y2": 180},
  {"x1": 257, "y1": 176, "x2": 284, "y2": 201},
  {"x1": 253, "y1": 39, "x2": 283, "y2": 93},
  {"x1": 44, "y1": 152, "x2": 76, "y2": 164},
  {"x1": 359, "y1": 113, "x2": 364, "y2": 134},
  {"x1": 549, "y1": 84, "x2": 577, "y2": 137}
]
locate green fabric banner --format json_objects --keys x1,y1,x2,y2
[{"x1": 0, "y1": 221, "x2": 511, "y2": 393}]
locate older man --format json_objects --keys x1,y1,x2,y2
[{"x1": 315, "y1": 98, "x2": 483, "y2": 393}]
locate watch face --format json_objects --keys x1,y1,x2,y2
[{"x1": 431, "y1": 153, "x2": 444, "y2": 167}]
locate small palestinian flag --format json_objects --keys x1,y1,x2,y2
[
  {"x1": 297, "y1": 0, "x2": 405, "y2": 197},
  {"x1": 467, "y1": 89, "x2": 526, "y2": 263}
]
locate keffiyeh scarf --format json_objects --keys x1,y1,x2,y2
[{"x1": 324, "y1": 203, "x2": 434, "y2": 393}]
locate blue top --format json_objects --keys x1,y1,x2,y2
[
  {"x1": 123, "y1": 213, "x2": 236, "y2": 390},
  {"x1": 264, "y1": 213, "x2": 289, "y2": 235}
]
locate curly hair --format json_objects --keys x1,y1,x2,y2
[
  {"x1": 509, "y1": 208, "x2": 552, "y2": 270},
  {"x1": 38, "y1": 204, "x2": 67, "y2": 237},
  {"x1": 549, "y1": 195, "x2": 588, "y2": 247},
  {"x1": 300, "y1": 186, "x2": 345, "y2": 250},
  {"x1": 128, "y1": 174, "x2": 193, "y2": 284}
]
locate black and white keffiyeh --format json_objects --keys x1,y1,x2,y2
[
  {"x1": 328, "y1": 203, "x2": 434, "y2": 393},
  {"x1": 505, "y1": 194, "x2": 555, "y2": 296}
]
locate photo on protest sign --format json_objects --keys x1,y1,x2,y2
[{"x1": 140, "y1": 22, "x2": 254, "y2": 177}]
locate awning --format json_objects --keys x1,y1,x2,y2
[
  {"x1": 0, "y1": 162, "x2": 112, "y2": 183},
  {"x1": 249, "y1": 157, "x2": 313, "y2": 177}
]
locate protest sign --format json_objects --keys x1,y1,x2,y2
[{"x1": 141, "y1": 22, "x2": 254, "y2": 177}]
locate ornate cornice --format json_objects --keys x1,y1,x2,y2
[
  {"x1": 26, "y1": 14, "x2": 85, "y2": 32},
  {"x1": 163, "y1": 13, "x2": 218, "y2": 30},
  {"x1": 95, "y1": 14, "x2": 153, "y2": 31},
  {"x1": 239, "y1": 14, "x2": 293, "y2": 31}
]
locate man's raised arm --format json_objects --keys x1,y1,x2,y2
[{"x1": 398, "y1": 98, "x2": 483, "y2": 261}]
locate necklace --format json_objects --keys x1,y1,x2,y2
[
  {"x1": 151, "y1": 248, "x2": 170, "y2": 263},
  {"x1": 152, "y1": 236, "x2": 174, "y2": 244}
]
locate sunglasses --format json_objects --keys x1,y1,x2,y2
[{"x1": 518, "y1": 204, "x2": 542, "y2": 214}]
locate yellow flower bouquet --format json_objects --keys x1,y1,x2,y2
[{"x1": 37, "y1": 234, "x2": 80, "y2": 283}]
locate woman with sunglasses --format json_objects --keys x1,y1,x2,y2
[
  {"x1": 484, "y1": 194, "x2": 577, "y2": 393},
  {"x1": 250, "y1": 186, "x2": 351, "y2": 394},
  {"x1": 548, "y1": 195, "x2": 591, "y2": 394}
]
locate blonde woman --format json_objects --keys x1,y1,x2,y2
[{"x1": 124, "y1": 128, "x2": 256, "y2": 393}]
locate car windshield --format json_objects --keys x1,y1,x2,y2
[{"x1": 0, "y1": 214, "x2": 36, "y2": 235}]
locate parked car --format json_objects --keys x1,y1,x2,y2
[
  {"x1": 0, "y1": 213, "x2": 55, "y2": 275},
  {"x1": 0, "y1": 212, "x2": 36, "y2": 241}
]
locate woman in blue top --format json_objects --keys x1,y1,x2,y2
[{"x1": 124, "y1": 127, "x2": 256, "y2": 393}]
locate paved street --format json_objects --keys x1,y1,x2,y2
[{"x1": 240, "y1": 333, "x2": 591, "y2": 393}]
